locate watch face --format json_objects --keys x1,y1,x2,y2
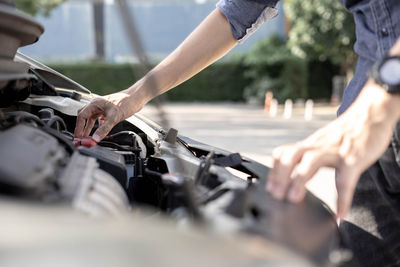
[{"x1": 379, "y1": 58, "x2": 400, "y2": 85}]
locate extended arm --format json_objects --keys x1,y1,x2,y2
[
  {"x1": 75, "y1": 9, "x2": 237, "y2": 141},
  {"x1": 75, "y1": 0, "x2": 279, "y2": 141}
]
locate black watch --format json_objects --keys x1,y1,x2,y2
[{"x1": 369, "y1": 55, "x2": 400, "y2": 94}]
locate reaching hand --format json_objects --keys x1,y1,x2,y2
[
  {"x1": 74, "y1": 91, "x2": 145, "y2": 142},
  {"x1": 74, "y1": 8, "x2": 239, "y2": 142},
  {"x1": 267, "y1": 80, "x2": 400, "y2": 219}
]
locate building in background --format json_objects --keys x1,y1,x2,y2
[{"x1": 19, "y1": 0, "x2": 286, "y2": 63}]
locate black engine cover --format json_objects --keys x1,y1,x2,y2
[
  {"x1": 78, "y1": 146, "x2": 127, "y2": 188},
  {"x1": 0, "y1": 124, "x2": 66, "y2": 195}
]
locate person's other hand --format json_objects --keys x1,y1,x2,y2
[
  {"x1": 74, "y1": 91, "x2": 144, "y2": 142},
  {"x1": 267, "y1": 80, "x2": 400, "y2": 219}
]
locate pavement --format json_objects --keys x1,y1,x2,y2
[{"x1": 139, "y1": 102, "x2": 339, "y2": 212}]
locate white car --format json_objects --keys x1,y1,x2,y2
[{"x1": 0, "y1": 1, "x2": 345, "y2": 266}]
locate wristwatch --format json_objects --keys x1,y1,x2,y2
[{"x1": 370, "y1": 55, "x2": 400, "y2": 94}]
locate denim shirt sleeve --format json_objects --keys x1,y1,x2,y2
[{"x1": 216, "y1": 0, "x2": 280, "y2": 43}]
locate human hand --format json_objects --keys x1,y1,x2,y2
[
  {"x1": 267, "y1": 80, "x2": 400, "y2": 219},
  {"x1": 74, "y1": 90, "x2": 145, "y2": 142}
]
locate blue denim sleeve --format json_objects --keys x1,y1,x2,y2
[{"x1": 217, "y1": 0, "x2": 280, "y2": 43}]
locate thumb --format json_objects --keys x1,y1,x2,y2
[
  {"x1": 335, "y1": 168, "x2": 359, "y2": 220},
  {"x1": 92, "y1": 119, "x2": 115, "y2": 142}
]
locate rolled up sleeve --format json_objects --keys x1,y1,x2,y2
[{"x1": 217, "y1": 0, "x2": 280, "y2": 43}]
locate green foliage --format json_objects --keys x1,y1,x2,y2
[
  {"x1": 284, "y1": 0, "x2": 356, "y2": 73},
  {"x1": 241, "y1": 0, "x2": 357, "y2": 102},
  {"x1": 242, "y1": 35, "x2": 308, "y2": 102},
  {"x1": 16, "y1": 0, "x2": 66, "y2": 17},
  {"x1": 50, "y1": 37, "x2": 339, "y2": 103},
  {"x1": 50, "y1": 63, "x2": 139, "y2": 96},
  {"x1": 307, "y1": 60, "x2": 339, "y2": 99},
  {"x1": 50, "y1": 57, "x2": 336, "y2": 102},
  {"x1": 165, "y1": 61, "x2": 249, "y2": 102},
  {"x1": 50, "y1": 62, "x2": 249, "y2": 102}
]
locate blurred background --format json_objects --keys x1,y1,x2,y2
[
  {"x1": 16, "y1": 0, "x2": 358, "y2": 210},
  {"x1": 17, "y1": 0, "x2": 356, "y2": 104}
]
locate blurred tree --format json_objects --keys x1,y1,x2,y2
[
  {"x1": 284, "y1": 0, "x2": 356, "y2": 76},
  {"x1": 242, "y1": 34, "x2": 308, "y2": 102},
  {"x1": 16, "y1": 0, "x2": 66, "y2": 16}
]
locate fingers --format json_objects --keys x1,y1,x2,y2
[
  {"x1": 286, "y1": 152, "x2": 321, "y2": 203},
  {"x1": 287, "y1": 151, "x2": 339, "y2": 203},
  {"x1": 83, "y1": 118, "x2": 96, "y2": 138},
  {"x1": 74, "y1": 116, "x2": 86, "y2": 138},
  {"x1": 74, "y1": 107, "x2": 91, "y2": 138},
  {"x1": 268, "y1": 142, "x2": 360, "y2": 220},
  {"x1": 98, "y1": 115, "x2": 106, "y2": 127},
  {"x1": 267, "y1": 145, "x2": 305, "y2": 199},
  {"x1": 74, "y1": 98, "x2": 108, "y2": 139},
  {"x1": 268, "y1": 143, "x2": 341, "y2": 207},
  {"x1": 74, "y1": 93, "x2": 135, "y2": 142},
  {"x1": 336, "y1": 168, "x2": 359, "y2": 220},
  {"x1": 92, "y1": 118, "x2": 116, "y2": 142}
]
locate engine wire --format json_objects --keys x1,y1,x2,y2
[{"x1": 47, "y1": 115, "x2": 67, "y2": 131}]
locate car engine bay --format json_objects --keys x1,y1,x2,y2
[
  {"x1": 0, "y1": 98, "x2": 269, "y2": 219},
  {"x1": 0, "y1": 92, "x2": 343, "y2": 265}
]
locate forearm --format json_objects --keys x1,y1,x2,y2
[
  {"x1": 75, "y1": 1, "x2": 279, "y2": 140},
  {"x1": 126, "y1": 9, "x2": 237, "y2": 104},
  {"x1": 355, "y1": 37, "x2": 400, "y2": 124},
  {"x1": 354, "y1": 80, "x2": 400, "y2": 129}
]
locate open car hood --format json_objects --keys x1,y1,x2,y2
[
  {"x1": 0, "y1": 1, "x2": 43, "y2": 94},
  {"x1": 0, "y1": 1, "x2": 351, "y2": 266},
  {"x1": 0, "y1": 1, "x2": 89, "y2": 107}
]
